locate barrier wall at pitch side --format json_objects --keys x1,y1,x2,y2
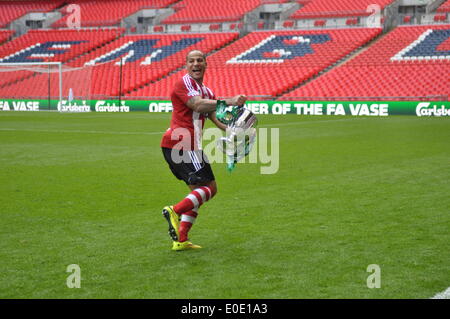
[{"x1": 0, "y1": 99, "x2": 449, "y2": 117}]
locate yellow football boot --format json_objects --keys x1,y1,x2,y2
[
  {"x1": 162, "y1": 206, "x2": 180, "y2": 241},
  {"x1": 172, "y1": 241, "x2": 202, "y2": 251}
]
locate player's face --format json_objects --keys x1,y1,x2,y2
[{"x1": 186, "y1": 52, "x2": 207, "y2": 82}]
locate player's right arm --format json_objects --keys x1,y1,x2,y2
[
  {"x1": 186, "y1": 96, "x2": 217, "y2": 113},
  {"x1": 186, "y1": 95, "x2": 247, "y2": 113}
]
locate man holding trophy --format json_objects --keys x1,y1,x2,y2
[{"x1": 160, "y1": 50, "x2": 257, "y2": 251}]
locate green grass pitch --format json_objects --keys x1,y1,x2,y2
[{"x1": 0, "y1": 111, "x2": 449, "y2": 299}]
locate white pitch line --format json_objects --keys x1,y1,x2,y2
[
  {"x1": 0, "y1": 128, "x2": 165, "y2": 135},
  {"x1": 431, "y1": 287, "x2": 450, "y2": 299}
]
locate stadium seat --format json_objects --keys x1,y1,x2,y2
[
  {"x1": 0, "y1": 0, "x2": 448, "y2": 102},
  {"x1": 281, "y1": 25, "x2": 450, "y2": 101},
  {"x1": 0, "y1": 30, "x2": 14, "y2": 45},
  {"x1": 314, "y1": 20, "x2": 326, "y2": 27},
  {"x1": 162, "y1": 0, "x2": 261, "y2": 24},
  {"x1": 346, "y1": 18, "x2": 358, "y2": 25},
  {"x1": 67, "y1": 32, "x2": 239, "y2": 98},
  {"x1": 437, "y1": 0, "x2": 450, "y2": 13},
  {"x1": 0, "y1": 0, "x2": 63, "y2": 28},
  {"x1": 181, "y1": 25, "x2": 191, "y2": 32},
  {"x1": 52, "y1": 0, "x2": 177, "y2": 27},
  {"x1": 289, "y1": 0, "x2": 395, "y2": 19},
  {"x1": 434, "y1": 14, "x2": 447, "y2": 22},
  {"x1": 283, "y1": 20, "x2": 294, "y2": 28},
  {"x1": 209, "y1": 24, "x2": 220, "y2": 31},
  {"x1": 127, "y1": 28, "x2": 382, "y2": 100},
  {"x1": 0, "y1": 28, "x2": 125, "y2": 97}
]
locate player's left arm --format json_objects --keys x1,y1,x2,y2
[{"x1": 208, "y1": 111, "x2": 227, "y2": 131}]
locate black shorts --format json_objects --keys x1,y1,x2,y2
[{"x1": 162, "y1": 147, "x2": 215, "y2": 185}]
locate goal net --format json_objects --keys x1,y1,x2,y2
[{"x1": 0, "y1": 62, "x2": 93, "y2": 112}]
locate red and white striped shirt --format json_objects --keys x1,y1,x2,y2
[{"x1": 161, "y1": 73, "x2": 215, "y2": 150}]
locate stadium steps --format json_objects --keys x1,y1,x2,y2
[
  {"x1": 168, "y1": 0, "x2": 184, "y2": 8},
  {"x1": 0, "y1": 31, "x2": 14, "y2": 46},
  {"x1": 54, "y1": 1, "x2": 66, "y2": 11},
  {"x1": 126, "y1": 62, "x2": 188, "y2": 96},
  {"x1": 275, "y1": 28, "x2": 391, "y2": 100},
  {"x1": 0, "y1": 71, "x2": 34, "y2": 89},
  {"x1": 0, "y1": 30, "x2": 37, "y2": 89},
  {"x1": 124, "y1": 33, "x2": 243, "y2": 96},
  {"x1": 331, "y1": 28, "x2": 392, "y2": 69}
]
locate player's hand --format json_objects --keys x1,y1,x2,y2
[{"x1": 231, "y1": 94, "x2": 247, "y2": 107}]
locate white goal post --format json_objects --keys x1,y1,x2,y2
[{"x1": 0, "y1": 61, "x2": 63, "y2": 107}]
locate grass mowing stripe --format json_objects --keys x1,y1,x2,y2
[
  {"x1": 263, "y1": 117, "x2": 366, "y2": 127},
  {"x1": 0, "y1": 128, "x2": 165, "y2": 135},
  {"x1": 0, "y1": 112, "x2": 448, "y2": 298}
]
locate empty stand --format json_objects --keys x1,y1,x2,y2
[
  {"x1": 128, "y1": 28, "x2": 382, "y2": 99},
  {"x1": 0, "y1": 28, "x2": 124, "y2": 97},
  {"x1": 162, "y1": 0, "x2": 260, "y2": 24},
  {"x1": 290, "y1": 0, "x2": 395, "y2": 19},
  {"x1": 52, "y1": 0, "x2": 176, "y2": 28},
  {"x1": 0, "y1": 30, "x2": 14, "y2": 44},
  {"x1": 0, "y1": 64, "x2": 94, "y2": 100},
  {"x1": 437, "y1": 0, "x2": 450, "y2": 13},
  {"x1": 0, "y1": 32, "x2": 239, "y2": 99},
  {"x1": 282, "y1": 25, "x2": 450, "y2": 101},
  {"x1": 87, "y1": 32, "x2": 239, "y2": 98},
  {"x1": 0, "y1": 0, "x2": 448, "y2": 102},
  {"x1": 0, "y1": 0, "x2": 63, "y2": 28},
  {"x1": 0, "y1": 28, "x2": 123, "y2": 64}
]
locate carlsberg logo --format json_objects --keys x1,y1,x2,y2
[
  {"x1": 58, "y1": 100, "x2": 90, "y2": 113},
  {"x1": 95, "y1": 100, "x2": 130, "y2": 112},
  {"x1": 416, "y1": 103, "x2": 450, "y2": 117}
]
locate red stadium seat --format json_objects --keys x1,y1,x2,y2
[
  {"x1": 127, "y1": 28, "x2": 382, "y2": 100},
  {"x1": 290, "y1": 0, "x2": 395, "y2": 19},
  {"x1": 346, "y1": 18, "x2": 358, "y2": 25},
  {"x1": 209, "y1": 24, "x2": 220, "y2": 31},
  {"x1": 437, "y1": 0, "x2": 450, "y2": 13},
  {"x1": 0, "y1": 30, "x2": 14, "y2": 44},
  {"x1": 0, "y1": 28, "x2": 124, "y2": 94},
  {"x1": 162, "y1": 0, "x2": 260, "y2": 24},
  {"x1": 52, "y1": 0, "x2": 177, "y2": 28},
  {"x1": 281, "y1": 24, "x2": 450, "y2": 101},
  {"x1": 283, "y1": 20, "x2": 294, "y2": 28},
  {"x1": 62, "y1": 32, "x2": 239, "y2": 98},
  {"x1": 0, "y1": 0, "x2": 63, "y2": 28},
  {"x1": 434, "y1": 14, "x2": 447, "y2": 22},
  {"x1": 0, "y1": 1, "x2": 447, "y2": 102},
  {"x1": 314, "y1": 20, "x2": 326, "y2": 27},
  {"x1": 181, "y1": 25, "x2": 191, "y2": 31}
]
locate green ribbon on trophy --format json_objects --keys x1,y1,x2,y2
[{"x1": 215, "y1": 100, "x2": 258, "y2": 172}]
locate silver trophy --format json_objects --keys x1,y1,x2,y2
[{"x1": 216, "y1": 107, "x2": 258, "y2": 171}]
